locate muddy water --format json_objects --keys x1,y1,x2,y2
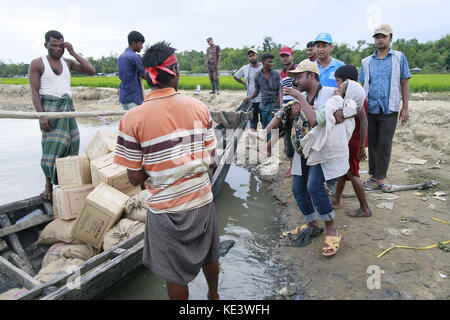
[{"x1": 0, "y1": 118, "x2": 285, "y2": 300}]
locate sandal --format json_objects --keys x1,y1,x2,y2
[
  {"x1": 322, "y1": 232, "x2": 342, "y2": 256},
  {"x1": 345, "y1": 209, "x2": 372, "y2": 218},
  {"x1": 372, "y1": 183, "x2": 394, "y2": 192},
  {"x1": 281, "y1": 224, "x2": 309, "y2": 238},
  {"x1": 363, "y1": 177, "x2": 377, "y2": 190}
]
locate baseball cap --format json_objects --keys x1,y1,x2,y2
[
  {"x1": 287, "y1": 59, "x2": 320, "y2": 77},
  {"x1": 279, "y1": 46, "x2": 293, "y2": 56},
  {"x1": 314, "y1": 33, "x2": 333, "y2": 44},
  {"x1": 247, "y1": 48, "x2": 258, "y2": 55},
  {"x1": 373, "y1": 24, "x2": 393, "y2": 37}
]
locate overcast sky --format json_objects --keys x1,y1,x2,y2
[{"x1": 1, "y1": 0, "x2": 449, "y2": 63}]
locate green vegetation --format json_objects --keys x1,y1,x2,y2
[
  {"x1": 2, "y1": 74, "x2": 449, "y2": 92},
  {"x1": 1, "y1": 34, "x2": 449, "y2": 78}
]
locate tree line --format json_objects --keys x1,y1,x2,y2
[{"x1": 1, "y1": 34, "x2": 448, "y2": 77}]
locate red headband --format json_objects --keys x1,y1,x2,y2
[{"x1": 145, "y1": 53, "x2": 178, "y2": 85}]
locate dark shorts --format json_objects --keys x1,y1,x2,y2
[{"x1": 142, "y1": 201, "x2": 220, "y2": 286}]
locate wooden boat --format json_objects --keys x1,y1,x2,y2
[{"x1": 0, "y1": 103, "x2": 252, "y2": 300}]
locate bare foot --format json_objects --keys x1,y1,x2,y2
[
  {"x1": 345, "y1": 208, "x2": 372, "y2": 217},
  {"x1": 207, "y1": 292, "x2": 219, "y2": 300},
  {"x1": 40, "y1": 179, "x2": 53, "y2": 201},
  {"x1": 331, "y1": 198, "x2": 341, "y2": 209}
]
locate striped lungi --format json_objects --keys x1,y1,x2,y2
[
  {"x1": 40, "y1": 94, "x2": 80, "y2": 185},
  {"x1": 143, "y1": 201, "x2": 220, "y2": 286}
]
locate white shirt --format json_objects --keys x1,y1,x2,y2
[{"x1": 234, "y1": 63, "x2": 262, "y2": 103}]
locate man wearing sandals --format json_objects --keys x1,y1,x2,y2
[
  {"x1": 359, "y1": 24, "x2": 411, "y2": 192},
  {"x1": 281, "y1": 60, "x2": 343, "y2": 256}
]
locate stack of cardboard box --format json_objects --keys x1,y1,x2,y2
[{"x1": 52, "y1": 130, "x2": 142, "y2": 249}]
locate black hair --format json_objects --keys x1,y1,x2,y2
[
  {"x1": 45, "y1": 30, "x2": 64, "y2": 43},
  {"x1": 142, "y1": 41, "x2": 177, "y2": 87},
  {"x1": 306, "y1": 41, "x2": 316, "y2": 48},
  {"x1": 307, "y1": 71, "x2": 320, "y2": 82},
  {"x1": 261, "y1": 53, "x2": 274, "y2": 62},
  {"x1": 128, "y1": 31, "x2": 145, "y2": 45},
  {"x1": 335, "y1": 64, "x2": 359, "y2": 82}
]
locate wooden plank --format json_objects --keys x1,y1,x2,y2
[
  {"x1": 0, "y1": 110, "x2": 127, "y2": 119},
  {"x1": 0, "y1": 197, "x2": 43, "y2": 215},
  {"x1": 0, "y1": 256, "x2": 41, "y2": 289},
  {"x1": 0, "y1": 214, "x2": 53, "y2": 238}
]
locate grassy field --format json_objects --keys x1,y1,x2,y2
[{"x1": 1, "y1": 73, "x2": 449, "y2": 92}]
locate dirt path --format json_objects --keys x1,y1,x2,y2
[{"x1": 1, "y1": 85, "x2": 449, "y2": 299}]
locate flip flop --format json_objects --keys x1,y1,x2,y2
[
  {"x1": 345, "y1": 209, "x2": 372, "y2": 218},
  {"x1": 281, "y1": 224, "x2": 309, "y2": 238},
  {"x1": 371, "y1": 183, "x2": 394, "y2": 192},
  {"x1": 322, "y1": 232, "x2": 342, "y2": 257},
  {"x1": 363, "y1": 177, "x2": 377, "y2": 190}
]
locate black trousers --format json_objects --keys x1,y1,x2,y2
[{"x1": 368, "y1": 112, "x2": 398, "y2": 180}]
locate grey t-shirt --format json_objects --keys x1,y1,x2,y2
[{"x1": 234, "y1": 63, "x2": 263, "y2": 103}]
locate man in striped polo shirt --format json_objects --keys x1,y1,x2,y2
[{"x1": 114, "y1": 41, "x2": 220, "y2": 300}]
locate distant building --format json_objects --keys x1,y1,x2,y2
[{"x1": 410, "y1": 67, "x2": 422, "y2": 73}]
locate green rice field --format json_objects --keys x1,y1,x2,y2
[{"x1": 1, "y1": 73, "x2": 449, "y2": 92}]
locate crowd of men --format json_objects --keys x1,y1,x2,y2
[{"x1": 30, "y1": 24, "x2": 410, "y2": 300}]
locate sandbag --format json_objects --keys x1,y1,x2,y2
[
  {"x1": 42, "y1": 243, "x2": 97, "y2": 268},
  {"x1": 103, "y1": 218, "x2": 145, "y2": 251},
  {"x1": 34, "y1": 257, "x2": 84, "y2": 283},
  {"x1": 37, "y1": 218, "x2": 85, "y2": 245},
  {"x1": 0, "y1": 288, "x2": 28, "y2": 300},
  {"x1": 124, "y1": 190, "x2": 148, "y2": 223}
]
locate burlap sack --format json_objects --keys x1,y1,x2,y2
[
  {"x1": 124, "y1": 190, "x2": 148, "y2": 223},
  {"x1": 0, "y1": 288, "x2": 28, "y2": 300},
  {"x1": 37, "y1": 219, "x2": 85, "y2": 245},
  {"x1": 103, "y1": 218, "x2": 145, "y2": 251},
  {"x1": 42, "y1": 243, "x2": 98, "y2": 268},
  {"x1": 34, "y1": 257, "x2": 84, "y2": 283}
]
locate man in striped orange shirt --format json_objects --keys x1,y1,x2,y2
[{"x1": 114, "y1": 41, "x2": 220, "y2": 300}]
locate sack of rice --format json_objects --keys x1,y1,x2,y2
[
  {"x1": 37, "y1": 219, "x2": 85, "y2": 245},
  {"x1": 42, "y1": 243, "x2": 98, "y2": 268},
  {"x1": 0, "y1": 288, "x2": 28, "y2": 300},
  {"x1": 124, "y1": 190, "x2": 148, "y2": 223},
  {"x1": 34, "y1": 257, "x2": 84, "y2": 283},
  {"x1": 103, "y1": 218, "x2": 145, "y2": 251}
]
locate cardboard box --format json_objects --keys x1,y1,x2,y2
[
  {"x1": 90, "y1": 153, "x2": 133, "y2": 192},
  {"x1": 122, "y1": 185, "x2": 143, "y2": 197},
  {"x1": 53, "y1": 185, "x2": 95, "y2": 221},
  {"x1": 71, "y1": 183, "x2": 130, "y2": 249},
  {"x1": 56, "y1": 155, "x2": 91, "y2": 188},
  {"x1": 85, "y1": 130, "x2": 118, "y2": 161}
]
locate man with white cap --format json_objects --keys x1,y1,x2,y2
[{"x1": 359, "y1": 24, "x2": 411, "y2": 192}]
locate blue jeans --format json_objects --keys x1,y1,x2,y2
[
  {"x1": 292, "y1": 155, "x2": 336, "y2": 223},
  {"x1": 259, "y1": 102, "x2": 275, "y2": 129},
  {"x1": 121, "y1": 102, "x2": 139, "y2": 110}
]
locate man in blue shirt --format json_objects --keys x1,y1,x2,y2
[
  {"x1": 359, "y1": 24, "x2": 411, "y2": 192},
  {"x1": 313, "y1": 33, "x2": 344, "y2": 195},
  {"x1": 118, "y1": 31, "x2": 146, "y2": 110},
  {"x1": 314, "y1": 33, "x2": 345, "y2": 88}
]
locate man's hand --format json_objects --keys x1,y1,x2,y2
[
  {"x1": 333, "y1": 110, "x2": 345, "y2": 124},
  {"x1": 283, "y1": 87, "x2": 301, "y2": 99},
  {"x1": 357, "y1": 146, "x2": 367, "y2": 162},
  {"x1": 399, "y1": 107, "x2": 409, "y2": 123},
  {"x1": 244, "y1": 97, "x2": 251, "y2": 103},
  {"x1": 39, "y1": 117, "x2": 52, "y2": 132},
  {"x1": 63, "y1": 42, "x2": 75, "y2": 56}
]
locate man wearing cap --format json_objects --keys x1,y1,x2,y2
[
  {"x1": 306, "y1": 41, "x2": 318, "y2": 62},
  {"x1": 205, "y1": 37, "x2": 222, "y2": 94},
  {"x1": 278, "y1": 46, "x2": 297, "y2": 177},
  {"x1": 313, "y1": 33, "x2": 344, "y2": 195},
  {"x1": 314, "y1": 33, "x2": 345, "y2": 88},
  {"x1": 282, "y1": 59, "x2": 342, "y2": 256},
  {"x1": 233, "y1": 48, "x2": 263, "y2": 133},
  {"x1": 359, "y1": 24, "x2": 411, "y2": 192}
]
